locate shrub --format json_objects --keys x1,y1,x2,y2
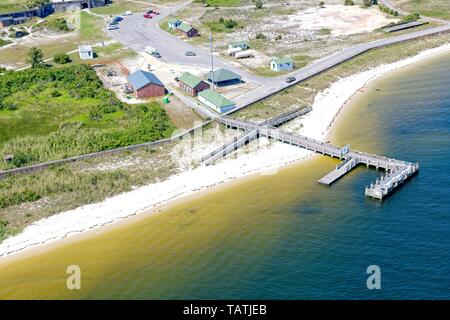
[
  {"x1": 223, "y1": 19, "x2": 238, "y2": 29},
  {"x1": 255, "y1": 32, "x2": 266, "y2": 40},
  {"x1": 344, "y1": 0, "x2": 354, "y2": 5},
  {"x1": 46, "y1": 17, "x2": 70, "y2": 31},
  {"x1": 11, "y1": 152, "x2": 34, "y2": 167},
  {"x1": 53, "y1": 53, "x2": 71, "y2": 64}
]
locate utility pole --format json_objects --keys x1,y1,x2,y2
[{"x1": 209, "y1": 32, "x2": 215, "y2": 91}]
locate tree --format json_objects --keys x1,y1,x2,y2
[
  {"x1": 344, "y1": 0, "x2": 354, "y2": 5},
  {"x1": 27, "y1": 47, "x2": 44, "y2": 68},
  {"x1": 362, "y1": 0, "x2": 374, "y2": 7},
  {"x1": 255, "y1": 0, "x2": 263, "y2": 10},
  {"x1": 319, "y1": 1, "x2": 325, "y2": 8},
  {"x1": 53, "y1": 53, "x2": 71, "y2": 64}
]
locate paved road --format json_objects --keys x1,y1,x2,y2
[{"x1": 108, "y1": 0, "x2": 450, "y2": 111}]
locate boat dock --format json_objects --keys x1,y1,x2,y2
[
  {"x1": 208, "y1": 113, "x2": 419, "y2": 200},
  {"x1": 318, "y1": 157, "x2": 358, "y2": 185}
]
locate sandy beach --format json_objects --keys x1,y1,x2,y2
[{"x1": 1, "y1": 43, "x2": 450, "y2": 259}]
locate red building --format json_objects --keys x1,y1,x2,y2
[
  {"x1": 177, "y1": 22, "x2": 199, "y2": 38},
  {"x1": 178, "y1": 72, "x2": 210, "y2": 97},
  {"x1": 127, "y1": 70, "x2": 165, "y2": 99}
]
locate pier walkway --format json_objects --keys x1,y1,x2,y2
[{"x1": 206, "y1": 113, "x2": 419, "y2": 200}]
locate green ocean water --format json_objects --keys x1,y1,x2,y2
[{"x1": 0, "y1": 52, "x2": 449, "y2": 299}]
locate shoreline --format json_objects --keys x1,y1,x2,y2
[{"x1": 1, "y1": 43, "x2": 450, "y2": 260}]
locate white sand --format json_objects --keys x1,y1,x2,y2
[
  {"x1": 1, "y1": 43, "x2": 450, "y2": 258},
  {"x1": 274, "y1": 5, "x2": 398, "y2": 36}
]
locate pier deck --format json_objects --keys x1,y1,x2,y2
[
  {"x1": 211, "y1": 115, "x2": 418, "y2": 200},
  {"x1": 318, "y1": 157, "x2": 358, "y2": 185}
]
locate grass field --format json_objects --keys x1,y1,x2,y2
[
  {"x1": 0, "y1": 64, "x2": 176, "y2": 170},
  {"x1": 0, "y1": 0, "x2": 28, "y2": 14},
  {"x1": 393, "y1": 0, "x2": 450, "y2": 20},
  {"x1": 91, "y1": 0, "x2": 148, "y2": 15}
]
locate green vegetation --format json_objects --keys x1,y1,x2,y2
[
  {"x1": 0, "y1": 38, "x2": 12, "y2": 47},
  {"x1": 0, "y1": 145, "x2": 178, "y2": 237},
  {"x1": 0, "y1": 64, "x2": 176, "y2": 169},
  {"x1": 378, "y1": 3, "x2": 399, "y2": 17},
  {"x1": 401, "y1": 12, "x2": 421, "y2": 23},
  {"x1": 0, "y1": 219, "x2": 9, "y2": 241},
  {"x1": 53, "y1": 52, "x2": 71, "y2": 64},
  {"x1": 344, "y1": 0, "x2": 354, "y2": 5},
  {"x1": 292, "y1": 54, "x2": 313, "y2": 69},
  {"x1": 90, "y1": 0, "x2": 148, "y2": 16},
  {"x1": 0, "y1": 0, "x2": 28, "y2": 14},
  {"x1": 395, "y1": 0, "x2": 450, "y2": 20},
  {"x1": 362, "y1": 0, "x2": 376, "y2": 8},
  {"x1": 254, "y1": 0, "x2": 263, "y2": 9},
  {"x1": 26, "y1": 0, "x2": 49, "y2": 8},
  {"x1": 79, "y1": 11, "x2": 107, "y2": 42},
  {"x1": 204, "y1": 17, "x2": 242, "y2": 32},
  {"x1": 194, "y1": 0, "x2": 242, "y2": 7},
  {"x1": 26, "y1": 46, "x2": 44, "y2": 68},
  {"x1": 319, "y1": 28, "x2": 331, "y2": 36},
  {"x1": 44, "y1": 17, "x2": 70, "y2": 32}
]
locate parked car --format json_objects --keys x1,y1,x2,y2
[
  {"x1": 143, "y1": 13, "x2": 153, "y2": 19},
  {"x1": 153, "y1": 52, "x2": 162, "y2": 58},
  {"x1": 114, "y1": 16, "x2": 123, "y2": 21},
  {"x1": 122, "y1": 11, "x2": 133, "y2": 16},
  {"x1": 185, "y1": 51, "x2": 196, "y2": 56},
  {"x1": 107, "y1": 24, "x2": 119, "y2": 30},
  {"x1": 153, "y1": 10, "x2": 160, "y2": 15},
  {"x1": 285, "y1": 76, "x2": 296, "y2": 83}
]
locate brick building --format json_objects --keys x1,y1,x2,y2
[{"x1": 127, "y1": 70, "x2": 165, "y2": 99}]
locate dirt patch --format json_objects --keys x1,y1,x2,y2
[{"x1": 275, "y1": 5, "x2": 398, "y2": 36}]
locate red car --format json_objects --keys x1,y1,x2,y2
[{"x1": 143, "y1": 13, "x2": 153, "y2": 19}]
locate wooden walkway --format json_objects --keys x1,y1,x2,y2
[
  {"x1": 209, "y1": 114, "x2": 419, "y2": 200},
  {"x1": 318, "y1": 157, "x2": 358, "y2": 185}
]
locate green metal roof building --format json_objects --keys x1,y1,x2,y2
[
  {"x1": 205, "y1": 68, "x2": 242, "y2": 87},
  {"x1": 198, "y1": 89, "x2": 236, "y2": 114},
  {"x1": 178, "y1": 72, "x2": 210, "y2": 96}
]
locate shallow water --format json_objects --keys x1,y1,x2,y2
[{"x1": 0, "y1": 53, "x2": 449, "y2": 299}]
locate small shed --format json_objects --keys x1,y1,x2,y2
[
  {"x1": 127, "y1": 70, "x2": 165, "y2": 98},
  {"x1": 198, "y1": 89, "x2": 235, "y2": 114},
  {"x1": 205, "y1": 68, "x2": 242, "y2": 87},
  {"x1": 168, "y1": 19, "x2": 182, "y2": 29},
  {"x1": 78, "y1": 45, "x2": 94, "y2": 60},
  {"x1": 177, "y1": 22, "x2": 198, "y2": 38},
  {"x1": 270, "y1": 57, "x2": 294, "y2": 72},
  {"x1": 228, "y1": 41, "x2": 249, "y2": 51},
  {"x1": 178, "y1": 72, "x2": 210, "y2": 97}
]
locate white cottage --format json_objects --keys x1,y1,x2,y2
[
  {"x1": 78, "y1": 45, "x2": 94, "y2": 60},
  {"x1": 270, "y1": 57, "x2": 294, "y2": 72}
]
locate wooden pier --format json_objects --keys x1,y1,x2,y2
[
  {"x1": 318, "y1": 157, "x2": 358, "y2": 185},
  {"x1": 207, "y1": 112, "x2": 419, "y2": 200}
]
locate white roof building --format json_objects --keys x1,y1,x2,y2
[{"x1": 78, "y1": 45, "x2": 93, "y2": 60}]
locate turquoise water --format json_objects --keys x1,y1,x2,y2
[{"x1": 0, "y1": 53, "x2": 449, "y2": 300}]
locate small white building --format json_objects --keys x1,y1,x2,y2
[
  {"x1": 228, "y1": 41, "x2": 249, "y2": 51},
  {"x1": 78, "y1": 45, "x2": 93, "y2": 60},
  {"x1": 270, "y1": 57, "x2": 294, "y2": 72},
  {"x1": 227, "y1": 47, "x2": 242, "y2": 56},
  {"x1": 235, "y1": 50, "x2": 254, "y2": 59},
  {"x1": 198, "y1": 89, "x2": 235, "y2": 114}
]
